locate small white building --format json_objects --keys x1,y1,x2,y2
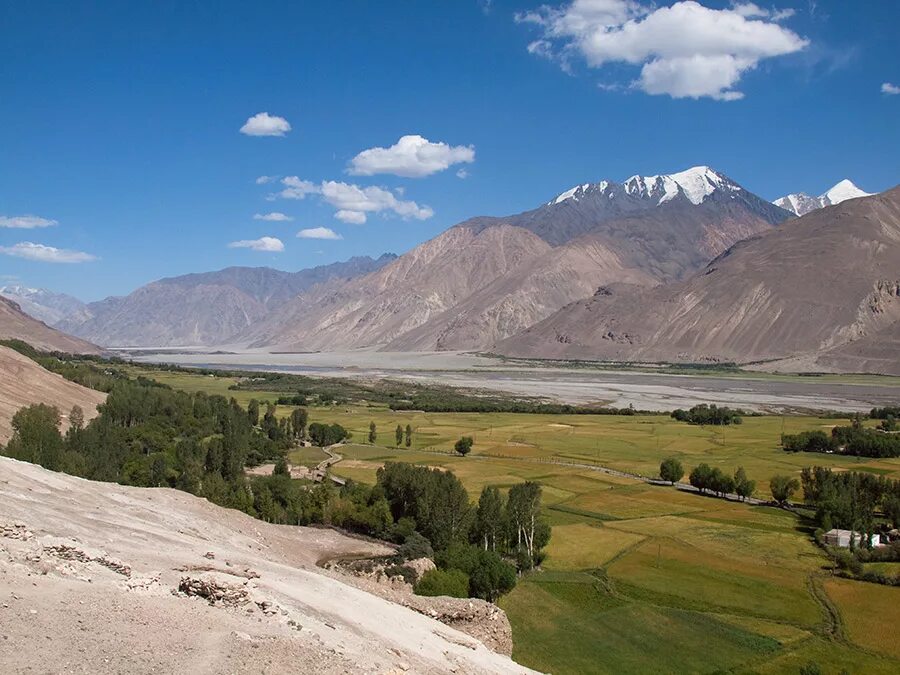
[{"x1": 823, "y1": 528, "x2": 881, "y2": 548}]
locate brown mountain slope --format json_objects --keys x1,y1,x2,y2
[
  {"x1": 386, "y1": 234, "x2": 658, "y2": 351},
  {"x1": 243, "y1": 224, "x2": 553, "y2": 350},
  {"x1": 497, "y1": 187, "x2": 900, "y2": 374},
  {"x1": 0, "y1": 346, "x2": 106, "y2": 443},
  {"x1": 0, "y1": 296, "x2": 101, "y2": 355}
]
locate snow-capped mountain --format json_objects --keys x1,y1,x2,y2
[
  {"x1": 0, "y1": 285, "x2": 85, "y2": 326},
  {"x1": 548, "y1": 166, "x2": 742, "y2": 207},
  {"x1": 773, "y1": 179, "x2": 873, "y2": 217}
]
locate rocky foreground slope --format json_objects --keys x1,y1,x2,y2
[
  {"x1": 0, "y1": 457, "x2": 534, "y2": 674},
  {"x1": 498, "y1": 187, "x2": 900, "y2": 375}
]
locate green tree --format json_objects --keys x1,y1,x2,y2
[
  {"x1": 368, "y1": 421, "x2": 377, "y2": 444},
  {"x1": 468, "y1": 549, "x2": 517, "y2": 602},
  {"x1": 248, "y1": 399, "x2": 260, "y2": 426},
  {"x1": 3, "y1": 404, "x2": 64, "y2": 471},
  {"x1": 733, "y1": 466, "x2": 756, "y2": 501},
  {"x1": 290, "y1": 407, "x2": 308, "y2": 439},
  {"x1": 507, "y1": 481, "x2": 547, "y2": 565},
  {"x1": 659, "y1": 457, "x2": 684, "y2": 484},
  {"x1": 689, "y1": 463, "x2": 713, "y2": 493},
  {"x1": 474, "y1": 486, "x2": 504, "y2": 550},
  {"x1": 395, "y1": 424, "x2": 404, "y2": 446},
  {"x1": 405, "y1": 424, "x2": 412, "y2": 447},
  {"x1": 454, "y1": 436, "x2": 474, "y2": 456},
  {"x1": 273, "y1": 456, "x2": 290, "y2": 477},
  {"x1": 770, "y1": 474, "x2": 800, "y2": 505}
]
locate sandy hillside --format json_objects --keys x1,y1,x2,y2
[
  {"x1": 0, "y1": 346, "x2": 107, "y2": 444},
  {"x1": 0, "y1": 296, "x2": 101, "y2": 355},
  {"x1": 0, "y1": 457, "x2": 537, "y2": 674}
]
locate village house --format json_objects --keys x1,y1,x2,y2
[{"x1": 823, "y1": 528, "x2": 882, "y2": 548}]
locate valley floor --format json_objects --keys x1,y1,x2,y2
[{"x1": 128, "y1": 348, "x2": 900, "y2": 413}]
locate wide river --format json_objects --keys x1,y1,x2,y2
[{"x1": 127, "y1": 349, "x2": 900, "y2": 414}]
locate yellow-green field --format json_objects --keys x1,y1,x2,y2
[{"x1": 136, "y1": 366, "x2": 900, "y2": 674}]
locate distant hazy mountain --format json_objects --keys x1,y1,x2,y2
[
  {"x1": 498, "y1": 187, "x2": 900, "y2": 375},
  {"x1": 0, "y1": 285, "x2": 86, "y2": 325},
  {"x1": 58, "y1": 254, "x2": 396, "y2": 347},
  {"x1": 0, "y1": 296, "x2": 101, "y2": 355},
  {"x1": 242, "y1": 166, "x2": 792, "y2": 352},
  {"x1": 774, "y1": 179, "x2": 873, "y2": 216}
]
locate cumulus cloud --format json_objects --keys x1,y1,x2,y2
[
  {"x1": 240, "y1": 112, "x2": 291, "y2": 137},
  {"x1": 227, "y1": 236, "x2": 285, "y2": 252},
  {"x1": 516, "y1": 0, "x2": 808, "y2": 101},
  {"x1": 276, "y1": 176, "x2": 319, "y2": 200},
  {"x1": 253, "y1": 212, "x2": 293, "y2": 222},
  {"x1": 882, "y1": 82, "x2": 900, "y2": 95},
  {"x1": 335, "y1": 210, "x2": 368, "y2": 224},
  {"x1": 268, "y1": 177, "x2": 434, "y2": 223},
  {"x1": 297, "y1": 227, "x2": 343, "y2": 240},
  {"x1": 348, "y1": 135, "x2": 475, "y2": 178},
  {"x1": 0, "y1": 215, "x2": 58, "y2": 229},
  {"x1": 321, "y1": 181, "x2": 434, "y2": 220},
  {"x1": 255, "y1": 175, "x2": 278, "y2": 184},
  {"x1": 456, "y1": 168, "x2": 469, "y2": 179},
  {"x1": 0, "y1": 242, "x2": 96, "y2": 263}
]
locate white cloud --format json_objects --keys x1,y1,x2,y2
[
  {"x1": 456, "y1": 168, "x2": 469, "y2": 179},
  {"x1": 0, "y1": 215, "x2": 58, "y2": 229},
  {"x1": 348, "y1": 134, "x2": 475, "y2": 178},
  {"x1": 255, "y1": 175, "x2": 278, "y2": 184},
  {"x1": 227, "y1": 236, "x2": 285, "y2": 252},
  {"x1": 269, "y1": 177, "x2": 434, "y2": 222},
  {"x1": 882, "y1": 82, "x2": 900, "y2": 95},
  {"x1": 0, "y1": 242, "x2": 96, "y2": 263},
  {"x1": 517, "y1": 1, "x2": 808, "y2": 101},
  {"x1": 335, "y1": 210, "x2": 368, "y2": 224},
  {"x1": 297, "y1": 227, "x2": 343, "y2": 240},
  {"x1": 240, "y1": 112, "x2": 291, "y2": 137},
  {"x1": 253, "y1": 212, "x2": 293, "y2": 222},
  {"x1": 276, "y1": 176, "x2": 320, "y2": 200},
  {"x1": 321, "y1": 181, "x2": 434, "y2": 220}
]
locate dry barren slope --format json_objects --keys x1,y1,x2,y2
[
  {"x1": 0, "y1": 457, "x2": 535, "y2": 674},
  {"x1": 0, "y1": 297, "x2": 101, "y2": 355},
  {"x1": 498, "y1": 187, "x2": 900, "y2": 374},
  {"x1": 0, "y1": 346, "x2": 106, "y2": 444}
]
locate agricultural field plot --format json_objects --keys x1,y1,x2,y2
[
  {"x1": 287, "y1": 445, "x2": 328, "y2": 468},
  {"x1": 824, "y1": 578, "x2": 900, "y2": 660}
]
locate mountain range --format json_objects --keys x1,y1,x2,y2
[
  {"x1": 5, "y1": 166, "x2": 896, "y2": 374},
  {"x1": 56, "y1": 254, "x2": 396, "y2": 347},
  {"x1": 773, "y1": 179, "x2": 872, "y2": 217},
  {"x1": 0, "y1": 285, "x2": 86, "y2": 326}
]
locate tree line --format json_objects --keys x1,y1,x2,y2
[
  {"x1": 670, "y1": 404, "x2": 744, "y2": 426},
  {"x1": 782, "y1": 416, "x2": 900, "y2": 458},
  {"x1": 659, "y1": 458, "x2": 801, "y2": 504}
]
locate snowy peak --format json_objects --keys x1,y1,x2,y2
[
  {"x1": 549, "y1": 166, "x2": 740, "y2": 207},
  {"x1": 774, "y1": 179, "x2": 874, "y2": 216},
  {"x1": 625, "y1": 166, "x2": 740, "y2": 206},
  {"x1": 549, "y1": 180, "x2": 610, "y2": 205},
  {"x1": 822, "y1": 179, "x2": 871, "y2": 206}
]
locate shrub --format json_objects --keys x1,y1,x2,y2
[{"x1": 415, "y1": 569, "x2": 469, "y2": 598}]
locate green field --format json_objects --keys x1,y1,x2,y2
[{"x1": 134, "y1": 365, "x2": 900, "y2": 674}]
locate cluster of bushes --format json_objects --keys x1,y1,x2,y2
[
  {"x1": 307, "y1": 422, "x2": 349, "y2": 446},
  {"x1": 783, "y1": 418, "x2": 900, "y2": 458},
  {"x1": 671, "y1": 404, "x2": 743, "y2": 425}
]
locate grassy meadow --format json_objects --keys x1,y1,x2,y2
[{"x1": 133, "y1": 365, "x2": 900, "y2": 674}]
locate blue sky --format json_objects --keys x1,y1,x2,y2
[{"x1": 1, "y1": 0, "x2": 897, "y2": 301}]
